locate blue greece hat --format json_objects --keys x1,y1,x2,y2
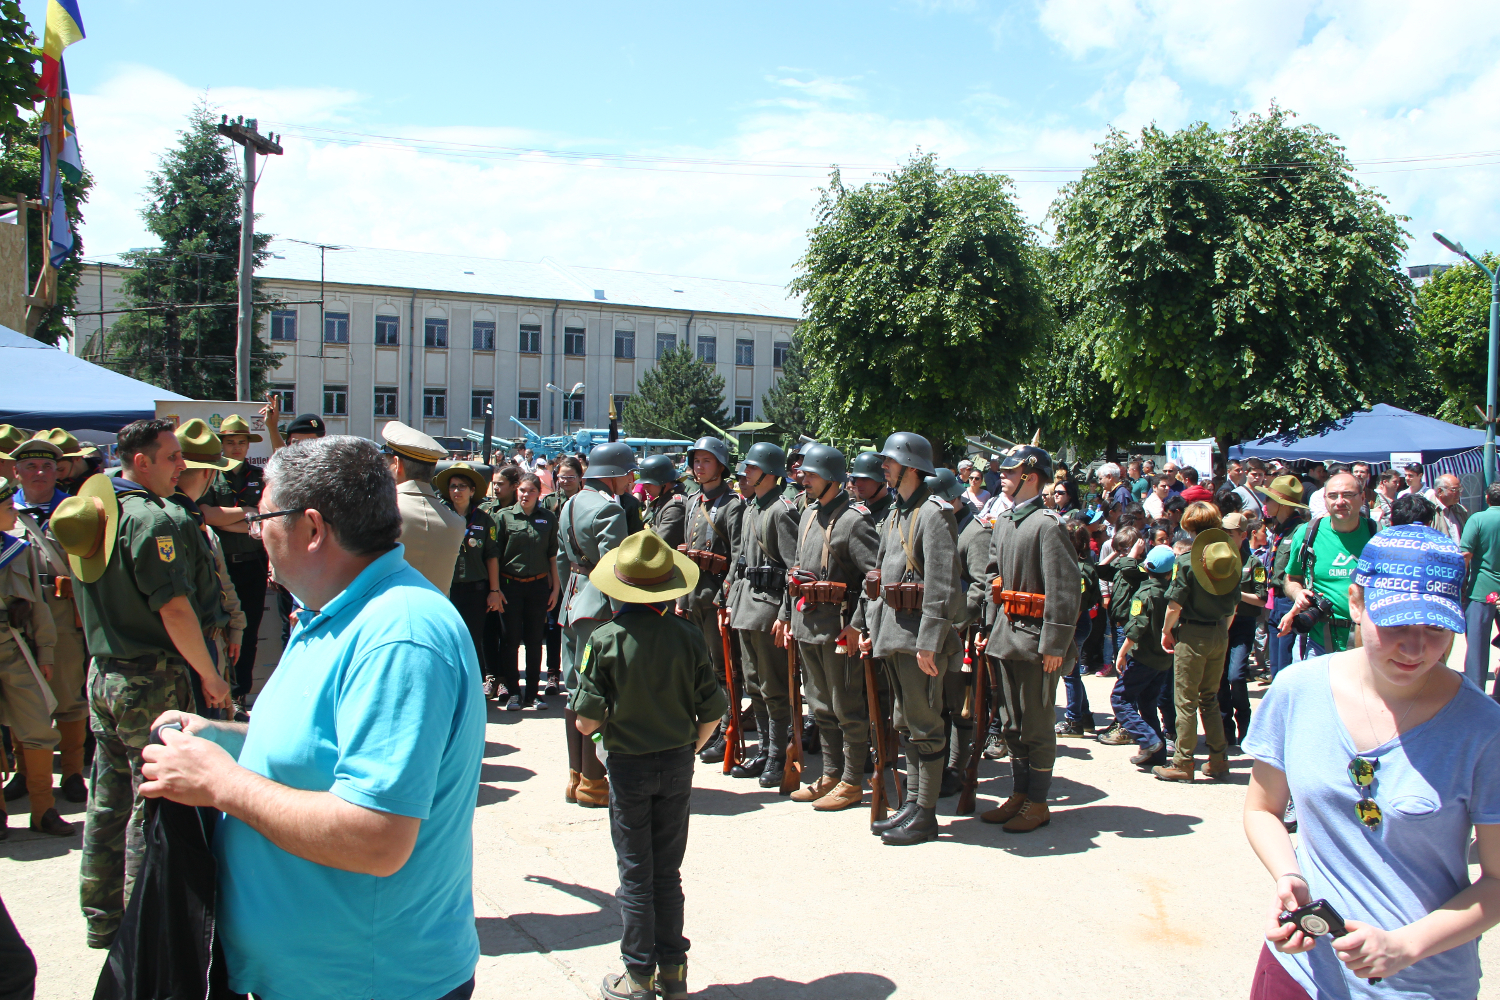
[
  {"x1": 1144, "y1": 545, "x2": 1177, "y2": 574},
  {"x1": 1352, "y1": 524, "x2": 1465, "y2": 632}
]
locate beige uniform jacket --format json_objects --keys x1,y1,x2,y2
[{"x1": 396, "y1": 480, "x2": 466, "y2": 594}]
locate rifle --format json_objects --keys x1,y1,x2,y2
[
  {"x1": 718, "y1": 609, "x2": 744, "y2": 774},
  {"x1": 780, "y1": 640, "x2": 805, "y2": 794},
  {"x1": 863, "y1": 649, "x2": 889, "y2": 823},
  {"x1": 956, "y1": 626, "x2": 990, "y2": 815}
]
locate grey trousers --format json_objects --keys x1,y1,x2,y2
[
  {"x1": 799, "y1": 640, "x2": 870, "y2": 784},
  {"x1": 888, "y1": 651, "x2": 948, "y2": 758},
  {"x1": 942, "y1": 651, "x2": 973, "y2": 769},
  {"x1": 739, "y1": 628, "x2": 790, "y2": 728},
  {"x1": 993, "y1": 656, "x2": 1060, "y2": 774}
]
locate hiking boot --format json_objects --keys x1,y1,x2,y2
[
  {"x1": 575, "y1": 775, "x2": 609, "y2": 808},
  {"x1": 1098, "y1": 725, "x2": 1135, "y2": 746},
  {"x1": 980, "y1": 792, "x2": 1028, "y2": 825},
  {"x1": 982, "y1": 734, "x2": 1009, "y2": 760},
  {"x1": 1054, "y1": 718, "x2": 1089, "y2": 738},
  {"x1": 790, "y1": 774, "x2": 838, "y2": 803},
  {"x1": 881, "y1": 804, "x2": 939, "y2": 846},
  {"x1": 1152, "y1": 758, "x2": 1196, "y2": 782},
  {"x1": 938, "y1": 767, "x2": 963, "y2": 798},
  {"x1": 1002, "y1": 800, "x2": 1050, "y2": 834},
  {"x1": 600, "y1": 968, "x2": 655, "y2": 1000},
  {"x1": 812, "y1": 780, "x2": 863, "y2": 812},
  {"x1": 1201, "y1": 758, "x2": 1231, "y2": 780},
  {"x1": 657, "y1": 963, "x2": 688, "y2": 1000},
  {"x1": 31, "y1": 808, "x2": 74, "y2": 837},
  {"x1": 1130, "y1": 741, "x2": 1166, "y2": 768},
  {"x1": 61, "y1": 772, "x2": 87, "y2": 803}
]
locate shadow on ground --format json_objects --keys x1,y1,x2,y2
[
  {"x1": 698, "y1": 973, "x2": 896, "y2": 999},
  {"x1": 690, "y1": 787, "x2": 788, "y2": 816},
  {"x1": 480, "y1": 762, "x2": 535, "y2": 784},
  {"x1": 476, "y1": 876, "x2": 619, "y2": 956}
]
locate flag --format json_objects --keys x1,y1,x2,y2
[
  {"x1": 40, "y1": 130, "x2": 71, "y2": 267},
  {"x1": 39, "y1": 0, "x2": 85, "y2": 100},
  {"x1": 54, "y1": 63, "x2": 82, "y2": 184}
]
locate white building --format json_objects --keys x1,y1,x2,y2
[{"x1": 73, "y1": 240, "x2": 802, "y2": 445}]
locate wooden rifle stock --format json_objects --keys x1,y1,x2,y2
[
  {"x1": 863, "y1": 650, "x2": 888, "y2": 823},
  {"x1": 956, "y1": 626, "x2": 989, "y2": 815},
  {"x1": 780, "y1": 641, "x2": 805, "y2": 794},
  {"x1": 719, "y1": 610, "x2": 744, "y2": 774}
]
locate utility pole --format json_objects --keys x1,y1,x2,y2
[{"x1": 217, "y1": 115, "x2": 283, "y2": 400}]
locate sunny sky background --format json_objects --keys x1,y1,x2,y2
[{"x1": 31, "y1": 0, "x2": 1500, "y2": 288}]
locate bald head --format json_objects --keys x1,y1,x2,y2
[
  {"x1": 1433, "y1": 473, "x2": 1462, "y2": 508},
  {"x1": 1323, "y1": 472, "x2": 1364, "y2": 527}
]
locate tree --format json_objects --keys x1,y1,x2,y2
[
  {"x1": 1413, "y1": 254, "x2": 1497, "y2": 425},
  {"x1": 789, "y1": 153, "x2": 1052, "y2": 459},
  {"x1": 622, "y1": 343, "x2": 728, "y2": 441},
  {"x1": 759, "y1": 334, "x2": 824, "y2": 447},
  {"x1": 1050, "y1": 106, "x2": 1418, "y2": 459},
  {"x1": 107, "y1": 101, "x2": 276, "y2": 399}
]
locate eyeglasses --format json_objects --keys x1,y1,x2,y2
[
  {"x1": 1348, "y1": 756, "x2": 1381, "y2": 829},
  {"x1": 245, "y1": 507, "x2": 300, "y2": 539}
]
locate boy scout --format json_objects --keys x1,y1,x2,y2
[
  {"x1": 1112, "y1": 544, "x2": 1177, "y2": 768},
  {"x1": 381, "y1": 420, "x2": 465, "y2": 594},
  {"x1": 570, "y1": 531, "x2": 724, "y2": 1000},
  {"x1": 0, "y1": 477, "x2": 70, "y2": 837}
]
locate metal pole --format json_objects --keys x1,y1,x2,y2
[
  {"x1": 1488, "y1": 267, "x2": 1499, "y2": 487},
  {"x1": 236, "y1": 142, "x2": 255, "y2": 399}
]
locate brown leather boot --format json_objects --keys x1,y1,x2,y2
[
  {"x1": 575, "y1": 775, "x2": 609, "y2": 808},
  {"x1": 58, "y1": 719, "x2": 87, "y2": 784},
  {"x1": 1002, "y1": 799, "x2": 1050, "y2": 833},
  {"x1": 812, "y1": 780, "x2": 864, "y2": 811},
  {"x1": 980, "y1": 792, "x2": 1028, "y2": 825},
  {"x1": 1153, "y1": 758, "x2": 1196, "y2": 782},
  {"x1": 1200, "y1": 758, "x2": 1230, "y2": 780},
  {"x1": 790, "y1": 774, "x2": 838, "y2": 803},
  {"x1": 565, "y1": 769, "x2": 580, "y2": 803},
  {"x1": 21, "y1": 747, "x2": 56, "y2": 816}
]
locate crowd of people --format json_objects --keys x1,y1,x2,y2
[{"x1": 1, "y1": 409, "x2": 1498, "y2": 1000}]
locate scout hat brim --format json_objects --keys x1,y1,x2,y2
[
  {"x1": 68, "y1": 474, "x2": 119, "y2": 584},
  {"x1": 591, "y1": 538, "x2": 699, "y2": 603},
  {"x1": 434, "y1": 464, "x2": 487, "y2": 494},
  {"x1": 1191, "y1": 527, "x2": 1243, "y2": 596},
  {"x1": 1256, "y1": 482, "x2": 1307, "y2": 509},
  {"x1": 182, "y1": 453, "x2": 242, "y2": 471},
  {"x1": 218, "y1": 415, "x2": 263, "y2": 442}
]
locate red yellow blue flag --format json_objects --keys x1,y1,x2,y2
[{"x1": 39, "y1": 0, "x2": 85, "y2": 100}]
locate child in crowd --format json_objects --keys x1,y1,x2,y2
[
  {"x1": 1112, "y1": 543, "x2": 1177, "y2": 768},
  {"x1": 1057, "y1": 521, "x2": 1101, "y2": 738}
]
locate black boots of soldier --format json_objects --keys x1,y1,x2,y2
[
  {"x1": 757, "y1": 717, "x2": 787, "y2": 788},
  {"x1": 699, "y1": 722, "x2": 726, "y2": 764},
  {"x1": 731, "y1": 708, "x2": 771, "y2": 778},
  {"x1": 881, "y1": 804, "x2": 938, "y2": 846}
]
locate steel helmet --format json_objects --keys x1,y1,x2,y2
[
  {"x1": 586, "y1": 441, "x2": 638, "y2": 478},
  {"x1": 687, "y1": 436, "x2": 731, "y2": 472},
  {"x1": 925, "y1": 467, "x2": 966, "y2": 502},
  {"x1": 997, "y1": 445, "x2": 1053, "y2": 485},
  {"x1": 876, "y1": 431, "x2": 936, "y2": 476},
  {"x1": 786, "y1": 443, "x2": 806, "y2": 466},
  {"x1": 636, "y1": 453, "x2": 679, "y2": 487},
  {"x1": 849, "y1": 450, "x2": 885, "y2": 482},
  {"x1": 743, "y1": 441, "x2": 786, "y2": 478},
  {"x1": 799, "y1": 443, "x2": 847, "y2": 484}
]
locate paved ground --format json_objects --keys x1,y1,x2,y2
[{"x1": 5, "y1": 637, "x2": 1498, "y2": 999}]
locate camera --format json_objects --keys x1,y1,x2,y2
[
  {"x1": 1290, "y1": 593, "x2": 1335, "y2": 634},
  {"x1": 1279, "y1": 899, "x2": 1381, "y2": 983}
]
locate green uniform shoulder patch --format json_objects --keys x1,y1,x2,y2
[
  {"x1": 155, "y1": 536, "x2": 176, "y2": 563},
  {"x1": 1130, "y1": 598, "x2": 1143, "y2": 618},
  {"x1": 579, "y1": 643, "x2": 593, "y2": 675}
]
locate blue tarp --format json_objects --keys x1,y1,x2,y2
[
  {"x1": 1229, "y1": 404, "x2": 1484, "y2": 464},
  {"x1": 0, "y1": 323, "x2": 189, "y2": 432}
]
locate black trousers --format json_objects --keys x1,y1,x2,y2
[
  {"x1": 482, "y1": 611, "x2": 504, "y2": 684},
  {"x1": 450, "y1": 581, "x2": 490, "y2": 677},
  {"x1": 0, "y1": 894, "x2": 35, "y2": 1000},
  {"x1": 224, "y1": 554, "x2": 268, "y2": 698},
  {"x1": 607, "y1": 744, "x2": 694, "y2": 977},
  {"x1": 500, "y1": 577, "x2": 550, "y2": 703}
]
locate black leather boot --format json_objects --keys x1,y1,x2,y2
[
  {"x1": 757, "y1": 719, "x2": 786, "y2": 788},
  {"x1": 698, "y1": 724, "x2": 725, "y2": 764},
  {"x1": 938, "y1": 766, "x2": 963, "y2": 798},
  {"x1": 881, "y1": 805, "x2": 939, "y2": 845},
  {"x1": 871, "y1": 799, "x2": 917, "y2": 836},
  {"x1": 731, "y1": 712, "x2": 770, "y2": 778}
]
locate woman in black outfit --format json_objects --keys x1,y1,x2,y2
[{"x1": 435, "y1": 462, "x2": 501, "y2": 691}]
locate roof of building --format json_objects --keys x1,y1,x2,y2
[{"x1": 254, "y1": 239, "x2": 803, "y2": 321}]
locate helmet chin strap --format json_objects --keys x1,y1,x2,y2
[{"x1": 813, "y1": 478, "x2": 838, "y2": 505}]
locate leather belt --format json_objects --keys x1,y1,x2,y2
[
  {"x1": 228, "y1": 550, "x2": 266, "y2": 564},
  {"x1": 503, "y1": 572, "x2": 548, "y2": 583},
  {"x1": 454, "y1": 579, "x2": 489, "y2": 591},
  {"x1": 97, "y1": 653, "x2": 175, "y2": 673}
]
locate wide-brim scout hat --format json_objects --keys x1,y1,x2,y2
[
  {"x1": 434, "y1": 462, "x2": 488, "y2": 494},
  {"x1": 41, "y1": 427, "x2": 86, "y2": 458},
  {"x1": 10, "y1": 436, "x2": 63, "y2": 464},
  {"x1": 52, "y1": 474, "x2": 118, "y2": 583},
  {"x1": 1191, "y1": 527, "x2": 1243, "y2": 596},
  {"x1": 0, "y1": 423, "x2": 26, "y2": 459},
  {"x1": 218, "y1": 413, "x2": 262, "y2": 442},
  {"x1": 1256, "y1": 474, "x2": 1306, "y2": 509},
  {"x1": 177, "y1": 418, "x2": 242, "y2": 471},
  {"x1": 591, "y1": 530, "x2": 699, "y2": 603},
  {"x1": 380, "y1": 421, "x2": 448, "y2": 463}
]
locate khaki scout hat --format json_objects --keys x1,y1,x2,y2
[
  {"x1": 590, "y1": 530, "x2": 699, "y2": 603},
  {"x1": 1221, "y1": 511, "x2": 1258, "y2": 531},
  {"x1": 52, "y1": 474, "x2": 118, "y2": 583},
  {"x1": 40, "y1": 427, "x2": 86, "y2": 458},
  {"x1": 11, "y1": 437, "x2": 63, "y2": 464},
  {"x1": 1256, "y1": 474, "x2": 1306, "y2": 509},
  {"x1": 1191, "y1": 527, "x2": 1244, "y2": 596},
  {"x1": 0, "y1": 424, "x2": 27, "y2": 459},
  {"x1": 218, "y1": 414, "x2": 263, "y2": 442},
  {"x1": 380, "y1": 421, "x2": 448, "y2": 463},
  {"x1": 433, "y1": 462, "x2": 487, "y2": 494},
  {"x1": 176, "y1": 418, "x2": 242, "y2": 471}
]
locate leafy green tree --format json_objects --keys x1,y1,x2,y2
[
  {"x1": 622, "y1": 343, "x2": 728, "y2": 441},
  {"x1": 1050, "y1": 106, "x2": 1417, "y2": 459},
  {"x1": 759, "y1": 334, "x2": 824, "y2": 447},
  {"x1": 789, "y1": 153, "x2": 1052, "y2": 459},
  {"x1": 1413, "y1": 254, "x2": 1497, "y2": 425},
  {"x1": 107, "y1": 101, "x2": 276, "y2": 399},
  {"x1": 0, "y1": 2, "x2": 37, "y2": 138}
]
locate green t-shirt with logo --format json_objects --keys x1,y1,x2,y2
[
  {"x1": 1285, "y1": 517, "x2": 1374, "y2": 648},
  {"x1": 1461, "y1": 505, "x2": 1500, "y2": 602}
]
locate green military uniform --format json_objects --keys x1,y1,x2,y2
[
  {"x1": 493, "y1": 501, "x2": 560, "y2": 706},
  {"x1": 201, "y1": 460, "x2": 267, "y2": 698},
  {"x1": 494, "y1": 504, "x2": 559, "y2": 579},
  {"x1": 865, "y1": 489, "x2": 895, "y2": 528},
  {"x1": 1163, "y1": 550, "x2": 1239, "y2": 770},
  {"x1": 1123, "y1": 577, "x2": 1172, "y2": 670},
  {"x1": 539, "y1": 490, "x2": 566, "y2": 516},
  {"x1": 0, "y1": 527, "x2": 62, "y2": 831},
  {"x1": 644, "y1": 487, "x2": 687, "y2": 550},
  {"x1": 164, "y1": 494, "x2": 233, "y2": 702},
  {"x1": 676, "y1": 482, "x2": 744, "y2": 699}
]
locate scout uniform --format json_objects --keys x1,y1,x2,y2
[
  {"x1": 201, "y1": 413, "x2": 268, "y2": 699},
  {"x1": 678, "y1": 478, "x2": 744, "y2": 760},
  {"x1": 982, "y1": 447, "x2": 1082, "y2": 834},
  {"x1": 433, "y1": 464, "x2": 500, "y2": 690},
  {"x1": 382, "y1": 422, "x2": 465, "y2": 595},
  {"x1": 0, "y1": 477, "x2": 68, "y2": 838},
  {"x1": 37, "y1": 428, "x2": 90, "y2": 495},
  {"x1": 493, "y1": 498, "x2": 559, "y2": 708},
  {"x1": 1116, "y1": 557, "x2": 1174, "y2": 759}
]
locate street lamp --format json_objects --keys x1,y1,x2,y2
[
  {"x1": 547, "y1": 381, "x2": 586, "y2": 437},
  {"x1": 1434, "y1": 232, "x2": 1500, "y2": 486}
]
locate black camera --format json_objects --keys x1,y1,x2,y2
[
  {"x1": 1290, "y1": 593, "x2": 1335, "y2": 634},
  {"x1": 1279, "y1": 899, "x2": 1380, "y2": 983}
]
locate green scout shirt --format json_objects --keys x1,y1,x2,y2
[
  {"x1": 540, "y1": 492, "x2": 566, "y2": 515},
  {"x1": 1080, "y1": 559, "x2": 1100, "y2": 617},
  {"x1": 1285, "y1": 517, "x2": 1374, "y2": 623},
  {"x1": 202, "y1": 463, "x2": 265, "y2": 559},
  {"x1": 1236, "y1": 544, "x2": 1269, "y2": 619},
  {"x1": 450, "y1": 507, "x2": 500, "y2": 585},
  {"x1": 1164, "y1": 552, "x2": 1240, "y2": 623},
  {"x1": 494, "y1": 502, "x2": 559, "y2": 580},
  {"x1": 568, "y1": 605, "x2": 728, "y2": 755},
  {"x1": 1462, "y1": 505, "x2": 1500, "y2": 602},
  {"x1": 164, "y1": 494, "x2": 231, "y2": 632},
  {"x1": 1099, "y1": 555, "x2": 1143, "y2": 625},
  {"x1": 1123, "y1": 577, "x2": 1172, "y2": 670},
  {"x1": 75, "y1": 485, "x2": 198, "y2": 660}
]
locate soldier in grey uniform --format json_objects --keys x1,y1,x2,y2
[
  {"x1": 381, "y1": 421, "x2": 465, "y2": 595},
  {"x1": 925, "y1": 467, "x2": 979, "y2": 797},
  {"x1": 855, "y1": 433, "x2": 962, "y2": 846},
  {"x1": 725, "y1": 442, "x2": 797, "y2": 785},
  {"x1": 782, "y1": 444, "x2": 807, "y2": 511},
  {"x1": 556, "y1": 442, "x2": 635, "y2": 807},
  {"x1": 636, "y1": 454, "x2": 686, "y2": 549},
  {"x1": 778, "y1": 444, "x2": 879, "y2": 811},
  {"x1": 982, "y1": 446, "x2": 1081, "y2": 834},
  {"x1": 849, "y1": 450, "x2": 894, "y2": 526},
  {"x1": 678, "y1": 437, "x2": 744, "y2": 765}
]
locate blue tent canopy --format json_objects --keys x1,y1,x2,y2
[
  {"x1": 0, "y1": 324, "x2": 188, "y2": 432},
  {"x1": 1228, "y1": 404, "x2": 1483, "y2": 465}
]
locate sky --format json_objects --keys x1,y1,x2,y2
[{"x1": 34, "y1": 0, "x2": 1500, "y2": 289}]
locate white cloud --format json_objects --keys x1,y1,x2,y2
[
  {"x1": 1037, "y1": 0, "x2": 1146, "y2": 58},
  {"x1": 1114, "y1": 56, "x2": 1190, "y2": 132}
]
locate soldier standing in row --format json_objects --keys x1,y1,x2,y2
[
  {"x1": 982, "y1": 446, "x2": 1081, "y2": 835},
  {"x1": 725, "y1": 443, "x2": 796, "y2": 785},
  {"x1": 782, "y1": 445, "x2": 806, "y2": 511},
  {"x1": 778, "y1": 444, "x2": 878, "y2": 811},
  {"x1": 954, "y1": 463, "x2": 998, "y2": 776},
  {"x1": 924, "y1": 467, "x2": 977, "y2": 797},
  {"x1": 637, "y1": 454, "x2": 686, "y2": 549},
  {"x1": 857, "y1": 432, "x2": 962, "y2": 846},
  {"x1": 849, "y1": 451, "x2": 895, "y2": 526},
  {"x1": 196, "y1": 413, "x2": 267, "y2": 705},
  {"x1": 381, "y1": 421, "x2": 465, "y2": 595}
]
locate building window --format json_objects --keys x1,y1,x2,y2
[
  {"x1": 735, "y1": 399, "x2": 753, "y2": 423},
  {"x1": 269, "y1": 383, "x2": 294, "y2": 414},
  {"x1": 423, "y1": 389, "x2": 447, "y2": 418},
  {"x1": 374, "y1": 386, "x2": 398, "y2": 417},
  {"x1": 773, "y1": 341, "x2": 790, "y2": 369},
  {"x1": 518, "y1": 391, "x2": 541, "y2": 421},
  {"x1": 612, "y1": 394, "x2": 631, "y2": 417},
  {"x1": 564, "y1": 326, "x2": 586, "y2": 356},
  {"x1": 323, "y1": 384, "x2": 348, "y2": 416},
  {"x1": 614, "y1": 328, "x2": 635, "y2": 359},
  {"x1": 656, "y1": 332, "x2": 677, "y2": 357},
  {"x1": 696, "y1": 336, "x2": 716, "y2": 364},
  {"x1": 323, "y1": 311, "x2": 350, "y2": 344},
  {"x1": 736, "y1": 338, "x2": 754, "y2": 367},
  {"x1": 519, "y1": 323, "x2": 541, "y2": 354},
  {"x1": 375, "y1": 314, "x2": 400, "y2": 346},
  {"x1": 563, "y1": 394, "x2": 584, "y2": 423},
  {"x1": 471, "y1": 390, "x2": 494, "y2": 420},
  {"x1": 270, "y1": 309, "x2": 297, "y2": 342},
  {"x1": 424, "y1": 318, "x2": 448, "y2": 349},
  {"x1": 472, "y1": 320, "x2": 496, "y2": 351}
]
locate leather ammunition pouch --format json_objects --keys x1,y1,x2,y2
[
  {"x1": 6, "y1": 598, "x2": 28, "y2": 629},
  {"x1": 744, "y1": 563, "x2": 786, "y2": 598},
  {"x1": 789, "y1": 569, "x2": 846, "y2": 605},
  {"x1": 55, "y1": 575, "x2": 72, "y2": 601},
  {"x1": 678, "y1": 544, "x2": 728, "y2": 576},
  {"x1": 991, "y1": 578, "x2": 1046, "y2": 618},
  {"x1": 864, "y1": 570, "x2": 882, "y2": 600},
  {"x1": 882, "y1": 581, "x2": 924, "y2": 611}
]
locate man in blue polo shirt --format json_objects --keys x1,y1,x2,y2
[{"x1": 140, "y1": 436, "x2": 484, "y2": 1000}]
